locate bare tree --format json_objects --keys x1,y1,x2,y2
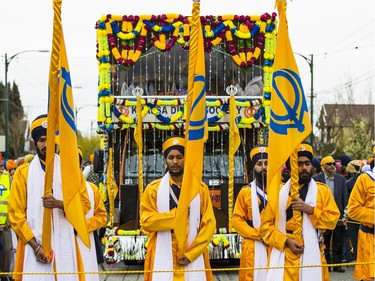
[{"x1": 9, "y1": 116, "x2": 27, "y2": 158}]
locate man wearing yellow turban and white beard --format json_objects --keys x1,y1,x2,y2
[{"x1": 140, "y1": 136, "x2": 216, "y2": 281}]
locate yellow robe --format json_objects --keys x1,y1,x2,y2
[
  {"x1": 140, "y1": 178, "x2": 215, "y2": 281},
  {"x1": 87, "y1": 182, "x2": 107, "y2": 233},
  {"x1": 261, "y1": 182, "x2": 340, "y2": 281},
  {"x1": 232, "y1": 185, "x2": 267, "y2": 281},
  {"x1": 8, "y1": 162, "x2": 92, "y2": 281},
  {"x1": 347, "y1": 172, "x2": 374, "y2": 281}
]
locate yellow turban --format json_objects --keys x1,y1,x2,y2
[
  {"x1": 162, "y1": 137, "x2": 185, "y2": 158},
  {"x1": 346, "y1": 160, "x2": 362, "y2": 174},
  {"x1": 24, "y1": 154, "x2": 35, "y2": 164},
  {"x1": 321, "y1": 156, "x2": 335, "y2": 167},
  {"x1": 30, "y1": 114, "x2": 48, "y2": 143},
  {"x1": 249, "y1": 144, "x2": 268, "y2": 164},
  {"x1": 296, "y1": 142, "x2": 314, "y2": 160}
]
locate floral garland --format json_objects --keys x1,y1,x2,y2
[
  {"x1": 96, "y1": 13, "x2": 277, "y2": 132},
  {"x1": 103, "y1": 223, "x2": 123, "y2": 264},
  {"x1": 96, "y1": 96, "x2": 266, "y2": 132},
  {"x1": 97, "y1": 120, "x2": 267, "y2": 132},
  {"x1": 96, "y1": 13, "x2": 277, "y2": 68},
  {"x1": 208, "y1": 233, "x2": 242, "y2": 259},
  {"x1": 104, "y1": 97, "x2": 264, "y2": 129}
]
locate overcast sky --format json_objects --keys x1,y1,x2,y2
[{"x1": 1, "y1": 0, "x2": 374, "y2": 136}]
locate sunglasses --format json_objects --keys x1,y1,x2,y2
[{"x1": 325, "y1": 162, "x2": 335, "y2": 166}]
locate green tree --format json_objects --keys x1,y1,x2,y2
[
  {"x1": 77, "y1": 131, "x2": 101, "y2": 161},
  {"x1": 0, "y1": 81, "x2": 26, "y2": 158},
  {"x1": 343, "y1": 116, "x2": 373, "y2": 159}
]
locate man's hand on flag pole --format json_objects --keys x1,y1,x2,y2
[
  {"x1": 176, "y1": 255, "x2": 191, "y2": 266},
  {"x1": 42, "y1": 195, "x2": 64, "y2": 211}
]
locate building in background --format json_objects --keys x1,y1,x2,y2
[{"x1": 317, "y1": 104, "x2": 374, "y2": 157}]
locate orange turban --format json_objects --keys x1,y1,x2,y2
[{"x1": 6, "y1": 159, "x2": 18, "y2": 171}]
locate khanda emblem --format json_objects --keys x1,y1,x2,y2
[
  {"x1": 270, "y1": 68, "x2": 309, "y2": 135},
  {"x1": 60, "y1": 67, "x2": 76, "y2": 132},
  {"x1": 188, "y1": 74, "x2": 207, "y2": 141},
  {"x1": 0, "y1": 184, "x2": 6, "y2": 196}
]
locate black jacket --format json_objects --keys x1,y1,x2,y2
[{"x1": 313, "y1": 172, "x2": 348, "y2": 226}]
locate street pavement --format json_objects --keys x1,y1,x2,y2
[{"x1": 99, "y1": 260, "x2": 356, "y2": 281}]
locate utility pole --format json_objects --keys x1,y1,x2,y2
[{"x1": 3, "y1": 50, "x2": 49, "y2": 158}]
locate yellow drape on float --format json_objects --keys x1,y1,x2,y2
[
  {"x1": 266, "y1": 0, "x2": 312, "y2": 242},
  {"x1": 174, "y1": 0, "x2": 207, "y2": 275},
  {"x1": 106, "y1": 147, "x2": 118, "y2": 225},
  {"x1": 228, "y1": 94, "x2": 241, "y2": 231},
  {"x1": 134, "y1": 95, "x2": 144, "y2": 199}
]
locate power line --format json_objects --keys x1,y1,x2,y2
[
  {"x1": 314, "y1": 70, "x2": 375, "y2": 95},
  {"x1": 323, "y1": 19, "x2": 375, "y2": 52}
]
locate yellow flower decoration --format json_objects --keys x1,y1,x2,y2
[
  {"x1": 170, "y1": 111, "x2": 183, "y2": 122},
  {"x1": 239, "y1": 116, "x2": 256, "y2": 124}
]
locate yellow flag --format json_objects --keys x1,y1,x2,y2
[
  {"x1": 134, "y1": 96, "x2": 144, "y2": 198},
  {"x1": 228, "y1": 94, "x2": 241, "y2": 230},
  {"x1": 59, "y1": 30, "x2": 91, "y2": 249},
  {"x1": 266, "y1": 0, "x2": 312, "y2": 223},
  {"x1": 174, "y1": 0, "x2": 207, "y2": 259},
  {"x1": 45, "y1": 0, "x2": 91, "y2": 252},
  {"x1": 43, "y1": 0, "x2": 62, "y2": 259}
]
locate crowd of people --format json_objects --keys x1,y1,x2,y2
[{"x1": 0, "y1": 115, "x2": 374, "y2": 281}]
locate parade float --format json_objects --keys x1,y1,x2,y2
[{"x1": 95, "y1": 12, "x2": 277, "y2": 263}]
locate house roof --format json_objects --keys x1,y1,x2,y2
[{"x1": 319, "y1": 104, "x2": 374, "y2": 127}]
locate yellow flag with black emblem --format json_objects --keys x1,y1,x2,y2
[
  {"x1": 174, "y1": 0, "x2": 208, "y2": 267},
  {"x1": 266, "y1": 0, "x2": 312, "y2": 232},
  {"x1": 44, "y1": 0, "x2": 91, "y2": 261}
]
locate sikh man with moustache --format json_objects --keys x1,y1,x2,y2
[
  {"x1": 140, "y1": 136, "x2": 216, "y2": 281},
  {"x1": 8, "y1": 114, "x2": 91, "y2": 281},
  {"x1": 261, "y1": 142, "x2": 340, "y2": 281},
  {"x1": 232, "y1": 144, "x2": 269, "y2": 281}
]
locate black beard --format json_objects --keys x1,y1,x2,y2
[
  {"x1": 168, "y1": 169, "x2": 184, "y2": 177},
  {"x1": 255, "y1": 170, "x2": 267, "y2": 188},
  {"x1": 36, "y1": 147, "x2": 46, "y2": 161},
  {"x1": 299, "y1": 171, "x2": 312, "y2": 184}
]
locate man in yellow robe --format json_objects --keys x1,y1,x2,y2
[
  {"x1": 261, "y1": 143, "x2": 340, "y2": 281},
  {"x1": 347, "y1": 146, "x2": 374, "y2": 281},
  {"x1": 233, "y1": 144, "x2": 269, "y2": 280},
  {"x1": 76, "y1": 148, "x2": 107, "y2": 281},
  {"x1": 140, "y1": 136, "x2": 215, "y2": 281},
  {"x1": 8, "y1": 114, "x2": 91, "y2": 281}
]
